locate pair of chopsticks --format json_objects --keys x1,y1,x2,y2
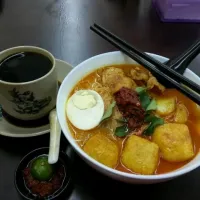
[{"x1": 90, "y1": 24, "x2": 200, "y2": 105}]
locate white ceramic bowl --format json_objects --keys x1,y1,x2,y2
[{"x1": 57, "y1": 51, "x2": 200, "y2": 184}]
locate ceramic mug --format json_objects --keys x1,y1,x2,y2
[{"x1": 0, "y1": 46, "x2": 58, "y2": 121}]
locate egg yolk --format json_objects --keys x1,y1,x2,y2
[{"x1": 72, "y1": 91, "x2": 96, "y2": 110}]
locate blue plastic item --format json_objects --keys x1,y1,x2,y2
[{"x1": 153, "y1": 0, "x2": 200, "y2": 22}]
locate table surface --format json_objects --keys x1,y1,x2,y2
[{"x1": 0, "y1": 0, "x2": 200, "y2": 199}]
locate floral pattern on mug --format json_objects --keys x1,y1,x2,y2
[{"x1": 9, "y1": 88, "x2": 52, "y2": 114}]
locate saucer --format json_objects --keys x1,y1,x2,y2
[{"x1": 0, "y1": 59, "x2": 73, "y2": 138}]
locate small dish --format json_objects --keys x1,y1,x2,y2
[
  {"x1": 0, "y1": 59, "x2": 73, "y2": 138},
  {"x1": 14, "y1": 147, "x2": 72, "y2": 200}
]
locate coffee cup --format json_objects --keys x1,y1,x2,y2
[{"x1": 0, "y1": 46, "x2": 57, "y2": 121}]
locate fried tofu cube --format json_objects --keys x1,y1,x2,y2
[
  {"x1": 152, "y1": 123, "x2": 194, "y2": 162},
  {"x1": 83, "y1": 134, "x2": 119, "y2": 168},
  {"x1": 156, "y1": 97, "x2": 176, "y2": 116},
  {"x1": 174, "y1": 104, "x2": 188, "y2": 123},
  {"x1": 121, "y1": 135, "x2": 159, "y2": 175}
]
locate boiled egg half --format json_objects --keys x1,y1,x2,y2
[{"x1": 66, "y1": 90, "x2": 104, "y2": 130}]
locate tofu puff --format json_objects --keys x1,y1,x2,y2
[
  {"x1": 83, "y1": 133, "x2": 119, "y2": 168},
  {"x1": 156, "y1": 97, "x2": 176, "y2": 116},
  {"x1": 174, "y1": 103, "x2": 188, "y2": 123},
  {"x1": 121, "y1": 135, "x2": 159, "y2": 175},
  {"x1": 153, "y1": 124, "x2": 194, "y2": 162}
]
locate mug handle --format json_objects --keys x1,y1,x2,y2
[
  {"x1": 0, "y1": 105, "x2": 2, "y2": 119},
  {"x1": 0, "y1": 95, "x2": 2, "y2": 118},
  {"x1": 48, "y1": 109, "x2": 61, "y2": 164}
]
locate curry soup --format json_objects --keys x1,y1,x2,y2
[{"x1": 66, "y1": 64, "x2": 200, "y2": 175}]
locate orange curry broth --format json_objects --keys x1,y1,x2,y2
[{"x1": 66, "y1": 64, "x2": 200, "y2": 175}]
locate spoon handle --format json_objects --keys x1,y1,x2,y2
[
  {"x1": 48, "y1": 109, "x2": 61, "y2": 164},
  {"x1": 166, "y1": 39, "x2": 200, "y2": 74}
]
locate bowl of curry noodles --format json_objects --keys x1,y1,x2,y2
[{"x1": 57, "y1": 51, "x2": 200, "y2": 184}]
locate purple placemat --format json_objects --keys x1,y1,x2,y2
[{"x1": 153, "y1": 0, "x2": 200, "y2": 22}]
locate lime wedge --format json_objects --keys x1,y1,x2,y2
[{"x1": 30, "y1": 156, "x2": 54, "y2": 181}]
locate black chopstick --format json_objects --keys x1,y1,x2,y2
[
  {"x1": 90, "y1": 25, "x2": 200, "y2": 105},
  {"x1": 93, "y1": 23, "x2": 200, "y2": 95}
]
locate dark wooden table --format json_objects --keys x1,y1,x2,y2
[{"x1": 0, "y1": 0, "x2": 200, "y2": 199}]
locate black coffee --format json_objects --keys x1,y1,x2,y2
[{"x1": 0, "y1": 52, "x2": 52, "y2": 83}]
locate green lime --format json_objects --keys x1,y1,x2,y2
[{"x1": 30, "y1": 156, "x2": 54, "y2": 181}]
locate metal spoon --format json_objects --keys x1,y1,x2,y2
[{"x1": 166, "y1": 39, "x2": 200, "y2": 74}]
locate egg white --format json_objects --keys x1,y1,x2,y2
[{"x1": 66, "y1": 90, "x2": 104, "y2": 130}]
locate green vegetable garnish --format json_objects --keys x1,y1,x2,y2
[
  {"x1": 101, "y1": 101, "x2": 116, "y2": 121},
  {"x1": 135, "y1": 87, "x2": 146, "y2": 94},
  {"x1": 146, "y1": 99, "x2": 157, "y2": 111},
  {"x1": 31, "y1": 156, "x2": 54, "y2": 181},
  {"x1": 115, "y1": 124, "x2": 129, "y2": 137},
  {"x1": 143, "y1": 115, "x2": 164, "y2": 136},
  {"x1": 135, "y1": 87, "x2": 151, "y2": 110},
  {"x1": 136, "y1": 87, "x2": 157, "y2": 112},
  {"x1": 139, "y1": 92, "x2": 151, "y2": 109}
]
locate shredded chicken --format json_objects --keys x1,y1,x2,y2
[
  {"x1": 112, "y1": 106, "x2": 123, "y2": 120},
  {"x1": 102, "y1": 67, "x2": 125, "y2": 84},
  {"x1": 147, "y1": 76, "x2": 165, "y2": 93},
  {"x1": 102, "y1": 67, "x2": 136, "y2": 93},
  {"x1": 92, "y1": 82, "x2": 113, "y2": 111},
  {"x1": 131, "y1": 124, "x2": 148, "y2": 136},
  {"x1": 130, "y1": 67, "x2": 149, "y2": 81}
]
